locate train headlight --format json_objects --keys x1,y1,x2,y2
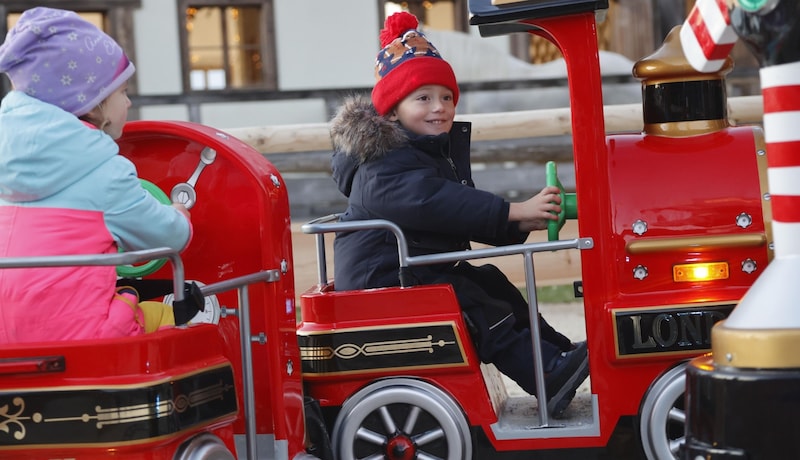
[{"x1": 673, "y1": 262, "x2": 729, "y2": 282}]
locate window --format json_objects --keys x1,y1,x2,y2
[
  {"x1": 180, "y1": 1, "x2": 276, "y2": 91},
  {"x1": 6, "y1": 11, "x2": 103, "y2": 30},
  {"x1": 382, "y1": 0, "x2": 468, "y2": 32}
]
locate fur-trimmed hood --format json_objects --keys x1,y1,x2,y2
[
  {"x1": 329, "y1": 94, "x2": 409, "y2": 198},
  {"x1": 329, "y1": 94, "x2": 407, "y2": 164}
]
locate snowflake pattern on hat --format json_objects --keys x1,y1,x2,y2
[{"x1": 376, "y1": 29, "x2": 445, "y2": 78}]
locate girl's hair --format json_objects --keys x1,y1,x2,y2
[{"x1": 79, "y1": 102, "x2": 111, "y2": 132}]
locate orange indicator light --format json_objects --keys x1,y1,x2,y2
[{"x1": 673, "y1": 262, "x2": 729, "y2": 282}]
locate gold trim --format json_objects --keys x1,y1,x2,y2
[
  {"x1": 301, "y1": 335, "x2": 457, "y2": 361},
  {"x1": 0, "y1": 414, "x2": 237, "y2": 451},
  {"x1": 301, "y1": 361, "x2": 470, "y2": 378},
  {"x1": 713, "y1": 321, "x2": 800, "y2": 368},
  {"x1": 633, "y1": 26, "x2": 733, "y2": 82},
  {"x1": 611, "y1": 301, "x2": 734, "y2": 360},
  {"x1": 752, "y1": 126, "x2": 774, "y2": 262},
  {"x1": 643, "y1": 119, "x2": 729, "y2": 137},
  {"x1": 626, "y1": 233, "x2": 767, "y2": 255},
  {"x1": 297, "y1": 320, "x2": 463, "y2": 338},
  {"x1": 0, "y1": 362, "x2": 237, "y2": 450},
  {"x1": 0, "y1": 362, "x2": 231, "y2": 394},
  {"x1": 299, "y1": 321, "x2": 471, "y2": 377},
  {"x1": 0, "y1": 381, "x2": 234, "y2": 442}
]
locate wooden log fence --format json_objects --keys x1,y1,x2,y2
[
  {"x1": 226, "y1": 95, "x2": 763, "y2": 154},
  {"x1": 223, "y1": 96, "x2": 764, "y2": 218}
]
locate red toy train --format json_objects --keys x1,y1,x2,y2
[{"x1": 0, "y1": 1, "x2": 772, "y2": 459}]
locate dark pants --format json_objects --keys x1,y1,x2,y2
[{"x1": 432, "y1": 262, "x2": 572, "y2": 396}]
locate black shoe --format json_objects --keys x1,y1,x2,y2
[
  {"x1": 172, "y1": 281, "x2": 204, "y2": 326},
  {"x1": 544, "y1": 341, "x2": 589, "y2": 418}
]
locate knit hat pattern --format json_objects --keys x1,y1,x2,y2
[
  {"x1": 0, "y1": 7, "x2": 135, "y2": 116},
  {"x1": 371, "y1": 12, "x2": 459, "y2": 116}
]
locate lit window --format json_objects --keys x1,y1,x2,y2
[
  {"x1": 184, "y1": 3, "x2": 271, "y2": 90},
  {"x1": 383, "y1": 0, "x2": 466, "y2": 32}
]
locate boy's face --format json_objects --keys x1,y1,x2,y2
[{"x1": 389, "y1": 85, "x2": 455, "y2": 137}]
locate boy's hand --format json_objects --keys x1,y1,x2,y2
[{"x1": 509, "y1": 186, "x2": 561, "y2": 232}]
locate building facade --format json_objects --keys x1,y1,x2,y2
[{"x1": 0, "y1": 1, "x2": 758, "y2": 130}]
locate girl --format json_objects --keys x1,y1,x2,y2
[{"x1": 0, "y1": 7, "x2": 192, "y2": 343}]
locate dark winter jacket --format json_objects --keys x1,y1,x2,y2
[{"x1": 329, "y1": 95, "x2": 529, "y2": 291}]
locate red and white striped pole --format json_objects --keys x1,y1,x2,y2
[
  {"x1": 680, "y1": 0, "x2": 738, "y2": 72},
  {"x1": 761, "y1": 64, "x2": 800, "y2": 262},
  {"x1": 680, "y1": 1, "x2": 800, "y2": 456},
  {"x1": 680, "y1": 0, "x2": 800, "y2": 354}
]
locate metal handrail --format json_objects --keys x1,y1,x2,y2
[
  {"x1": 197, "y1": 268, "x2": 280, "y2": 460},
  {"x1": 302, "y1": 215, "x2": 592, "y2": 285},
  {"x1": 0, "y1": 247, "x2": 186, "y2": 302}
]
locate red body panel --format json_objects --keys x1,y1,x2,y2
[
  {"x1": 0, "y1": 326, "x2": 237, "y2": 459},
  {"x1": 117, "y1": 121, "x2": 304, "y2": 456},
  {"x1": 581, "y1": 127, "x2": 769, "y2": 443}
]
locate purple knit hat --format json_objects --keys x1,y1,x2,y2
[{"x1": 0, "y1": 7, "x2": 135, "y2": 116}]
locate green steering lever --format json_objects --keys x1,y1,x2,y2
[
  {"x1": 544, "y1": 161, "x2": 578, "y2": 241},
  {"x1": 115, "y1": 179, "x2": 171, "y2": 278}
]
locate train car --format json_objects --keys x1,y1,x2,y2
[
  {"x1": 298, "y1": 1, "x2": 771, "y2": 459},
  {"x1": 0, "y1": 1, "x2": 773, "y2": 459},
  {"x1": 0, "y1": 121, "x2": 310, "y2": 460}
]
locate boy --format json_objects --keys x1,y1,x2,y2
[{"x1": 329, "y1": 11, "x2": 588, "y2": 417}]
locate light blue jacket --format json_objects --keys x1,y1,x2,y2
[{"x1": 0, "y1": 91, "x2": 191, "y2": 343}]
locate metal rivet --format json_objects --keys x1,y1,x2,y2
[
  {"x1": 632, "y1": 219, "x2": 648, "y2": 235},
  {"x1": 735, "y1": 212, "x2": 752, "y2": 229},
  {"x1": 741, "y1": 258, "x2": 757, "y2": 274}
]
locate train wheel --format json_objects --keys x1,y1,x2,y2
[
  {"x1": 332, "y1": 378, "x2": 472, "y2": 460},
  {"x1": 639, "y1": 362, "x2": 687, "y2": 460}
]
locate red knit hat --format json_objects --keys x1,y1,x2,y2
[{"x1": 371, "y1": 12, "x2": 459, "y2": 116}]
